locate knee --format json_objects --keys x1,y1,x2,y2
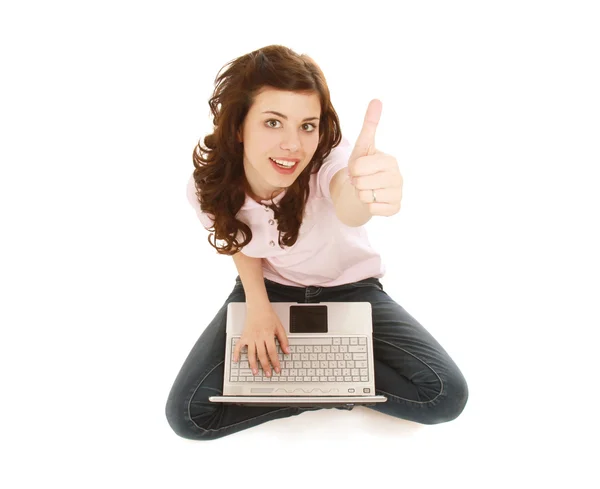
[
  {"x1": 424, "y1": 374, "x2": 469, "y2": 425},
  {"x1": 165, "y1": 397, "x2": 209, "y2": 441}
]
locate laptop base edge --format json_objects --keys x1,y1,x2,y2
[{"x1": 209, "y1": 395, "x2": 387, "y2": 407}]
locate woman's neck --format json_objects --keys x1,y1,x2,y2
[{"x1": 244, "y1": 181, "x2": 283, "y2": 203}]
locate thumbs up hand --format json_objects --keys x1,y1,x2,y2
[{"x1": 347, "y1": 99, "x2": 403, "y2": 216}]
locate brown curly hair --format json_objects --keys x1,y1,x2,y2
[{"x1": 191, "y1": 44, "x2": 343, "y2": 255}]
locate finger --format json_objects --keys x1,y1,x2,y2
[
  {"x1": 233, "y1": 340, "x2": 244, "y2": 362},
  {"x1": 256, "y1": 342, "x2": 271, "y2": 376},
  {"x1": 247, "y1": 342, "x2": 258, "y2": 375},
  {"x1": 266, "y1": 340, "x2": 280, "y2": 373},
  {"x1": 365, "y1": 202, "x2": 400, "y2": 216},
  {"x1": 276, "y1": 328, "x2": 291, "y2": 354},
  {"x1": 350, "y1": 99, "x2": 382, "y2": 162},
  {"x1": 357, "y1": 187, "x2": 400, "y2": 205},
  {"x1": 352, "y1": 167, "x2": 401, "y2": 189}
]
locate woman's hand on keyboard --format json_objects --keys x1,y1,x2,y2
[{"x1": 232, "y1": 304, "x2": 291, "y2": 377}]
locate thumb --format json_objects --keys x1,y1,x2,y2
[
  {"x1": 350, "y1": 99, "x2": 382, "y2": 162},
  {"x1": 233, "y1": 341, "x2": 243, "y2": 362},
  {"x1": 277, "y1": 329, "x2": 291, "y2": 354}
]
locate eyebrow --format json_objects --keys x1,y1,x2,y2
[{"x1": 262, "y1": 110, "x2": 320, "y2": 122}]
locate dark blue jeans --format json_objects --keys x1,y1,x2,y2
[{"x1": 165, "y1": 276, "x2": 468, "y2": 441}]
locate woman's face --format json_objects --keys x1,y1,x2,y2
[{"x1": 237, "y1": 87, "x2": 321, "y2": 202}]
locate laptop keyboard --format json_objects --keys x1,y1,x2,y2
[{"x1": 230, "y1": 336, "x2": 370, "y2": 383}]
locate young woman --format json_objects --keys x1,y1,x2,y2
[{"x1": 165, "y1": 45, "x2": 468, "y2": 441}]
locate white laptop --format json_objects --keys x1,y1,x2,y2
[{"x1": 209, "y1": 302, "x2": 388, "y2": 409}]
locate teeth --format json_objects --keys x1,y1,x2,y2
[{"x1": 271, "y1": 158, "x2": 296, "y2": 168}]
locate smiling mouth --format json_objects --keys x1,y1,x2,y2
[{"x1": 269, "y1": 157, "x2": 298, "y2": 169}]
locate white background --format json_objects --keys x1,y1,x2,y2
[{"x1": 1, "y1": 0, "x2": 598, "y2": 487}]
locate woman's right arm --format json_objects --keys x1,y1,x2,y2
[
  {"x1": 231, "y1": 251, "x2": 290, "y2": 375},
  {"x1": 232, "y1": 251, "x2": 270, "y2": 309}
]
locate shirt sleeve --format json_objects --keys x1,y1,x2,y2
[
  {"x1": 187, "y1": 174, "x2": 215, "y2": 230},
  {"x1": 317, "y1": 136, "x2": 352, "y2": 202}
]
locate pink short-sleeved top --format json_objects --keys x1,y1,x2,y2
[{"x1": 187, "y1": 137, "x2": 386, "y2": 287}]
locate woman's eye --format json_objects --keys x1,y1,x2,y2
[{"x1": 266, "y1": 119, "x2": 317, "y2": 132}]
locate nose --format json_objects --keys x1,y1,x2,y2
[{"x1": 280, "y1": 132, "x2": 300, "y2": 152}]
